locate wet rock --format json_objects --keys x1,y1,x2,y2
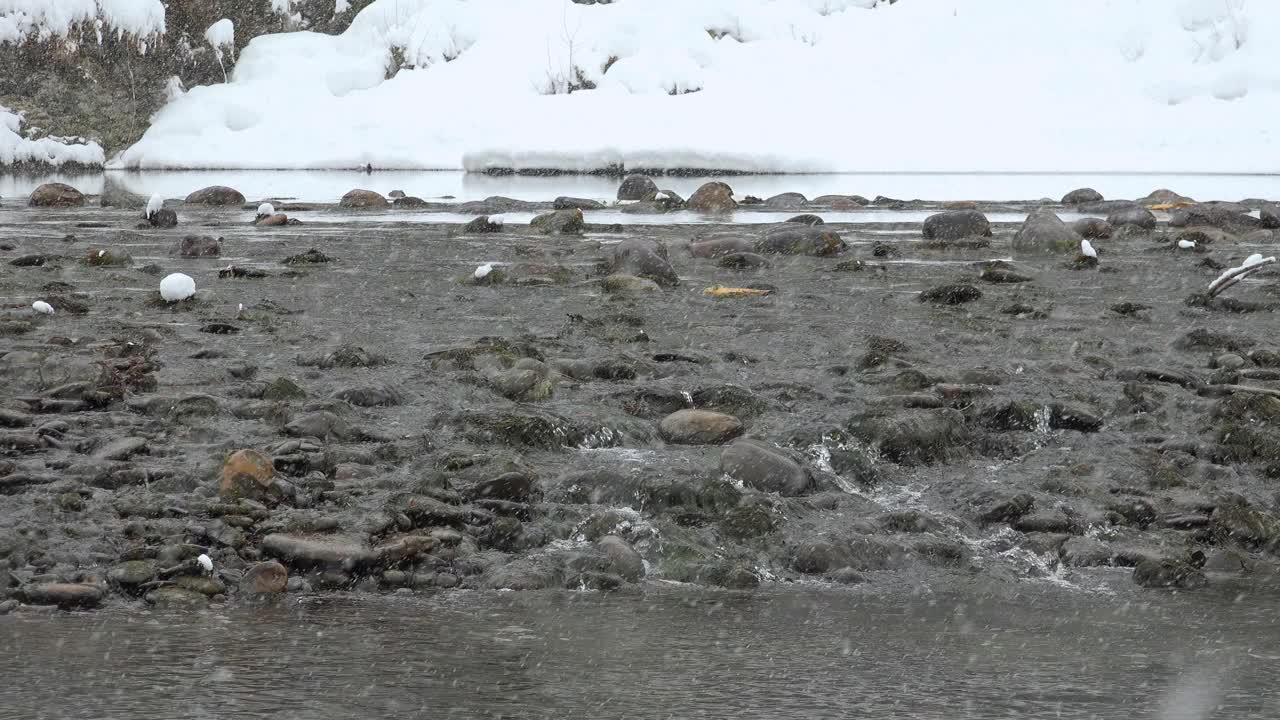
[
  {"x1": 1211, "y1": 501, "x2": 1279, "y2": 550},
  {"x1": 1048, "y1": 403, "x2": 1103, "y2": 432},
  {"x1": 92, "y1": 436, "x2": 148, "y2": 461},
  {"x1": 1012, "y1": 512, "x2": 1073, "y2": 533},
  {"x1": 597, "y1": 535, "x2": 645, "y2": 581},
  {"x1": 261, "y1": 534, "x2": 376, "y2": 570},
  {"x1": 1169, "y1": 204, "x2": 1261, "y2": 234},
  {"x1": 462, "y1": 216, "x2": 503, "y2": 234},
  {"x1": 333, "y1": 385, "x2": 402, "y2": 407},
  {"x1": 262, "y1": 377, "x2": 307, "y2": 401},
  {"x1": 976, "y1": 400, "x2": 1043, "y2": 432},
  {"x1": 148, "y1": 209, "x2": 179, "y2": 228},
  {"x1": 220, "y1": 449, "x2": 276, "y2": 501},
  {"x1": 922, "y1": 210, "x2": 991, "y2": 240},
  {"x1": 603, "y1": 274, "x2": 661, "y2": 295},
  {"x1": 976, "y1": 492, "x2": 1035, "y2": 524},
  {"x1": 29, "y1": 183, "x2": 85, "y2": 207},
  {"x1": 719, "y1": 439, "x2": 810, "y2": 496},
  {"x1": 1133, "y1": 557, "x2": 1207, "y2": 589},
  {"x1": 10, "y1": 254, "x2": 59, "y2": 267},
  {"x1": 847, "y1": 409, "x2": 970, "y2": 464},
  {"x1": 488, "y1": 358, "x2": 556, "y2": 401},
  {"x1": 185, "y1": 186, "x2": 245, "y2": 206},
  {"x1": 1013, "y1": 209, "x2": 1080, "y2": 254},
  {"x1": 338, "y1": 189, "x2": 388, "y2": 209},
  {"x1": 1071, "y1": 217, "x2": 1113, "y2": 239},
  {"x1": 813, "y1": 194, "x2": 869, "y2": 207},
  {"x1": 786, "y1": 214, "x2": 824, "y2": 225},
  {"x1": 108, "y1": 560, "x2": 158, "y2": 590},
  {"x1": 686, "y1": 182, "x2": 737, "y2": 212},
  {"x1": 689, "y1": 236, "x2": 754, "y2": 258},
  {"x1": 718, "y1": 252, "x2": 769, "y2": 270},
  {"x1": 979, "y1": 266, "x2": 1033, "y2": 284},
  {"x1": 1175, "y1": 328, "x2": 1255, "y2": 353},
  {"x1": 1062, "y1": 188, "x2": 1103, "y2": 204},
  {"x1": 756, "y1": 226, "x2": 846, "y2": 256},
  {"x1": 1261, "y1": 204, "x2": 1280, "y2": 229},
  {"x1": 254, "y1": 213, "x2": 289, "y2": 227},
  {"x1": 240, "y1": 560, "x2": 288, "y2": 594},
  {"x1": 1136, "y1": 188, "x2": 1194, "y2": 206},
  {"x1": 452, "y1": 409, "x2": 588, "y2": 450},
  {"x1": 300, "y1": 344, "x2": 385, "y2": 369},
  {"x1": 20, "y1": 582, "x2": 103, "y2": 608},
  {"x1": 146, "y1": 587, "x2": 210, "y2": 607},
  {"x1": 531, "y1": 208, "x2": 585, "y2": 235},
  {"x1": 1060, "y1": 537, "x2": 1114, "y2": 567},
  {"x1": 607, "y1": 239, "x2": 678, "y2": 286},
  {"x1": 764, "y1": 192, "x2": 807, "y2": 208},
  {"x1": 791, "y1": 537, "x2": 902, "y2": 574},
  {"x1": 1106, "y1": 205, "x2": 1156, "y2": 230},
  {"x1": 284, "y1": 411, "x2": 352, "y2": 440},
  {"x1": 169, "y1": 235, "x2": 222, "y2": 258},
  {"x1": 554, "y1": 196, "x2": 605, "y2": 211},
  {"x1": 617, "y1": 175, "x2": 658, "y2": 202},
  {"x1": 83, "y1": 248, "x2": 131, "y2": 267},
  {"x1": 388, "y1": 493, "x2": 470, "y2": 528},
  {"x1": 919, "y1": 284, "x2": 981, "y2": 305},
  {"x1": 281, "y1": 248, "x2": 332, "y2": 265},
  {"x1": 469, "y1": 472, "x2": 539, "y2": 503},
  {"x1": 658, "y1": 409, "x2": 744, "y2": 445}
]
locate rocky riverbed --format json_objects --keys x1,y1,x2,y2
[{"x1": 2, "y1": 178, "x2": 1280, "y2": 611}]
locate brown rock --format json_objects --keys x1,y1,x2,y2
[
  {"x1": 20, "y1": 582, "x2": 103, "y2": 608},
  {"x1": 185, "y1": 185, "x2": 246, "y2": 206},
  {"x1": 220, "y1": 449, "x2": 275, "y2": 500},
  {"x1": 255, "y1": 213, "x2": 289, "y2": 226},
  {"x1": 658, "y1": 409, "x2": 744, "y2": 445},
  {"x1": 170, "y1": 235, "x2": 222, "y2": 258},
  {"x1": 240, "y1": 560, "x2": 288, "y2": 594},
  {"x1": 687, "y1": 182, "x2": 738, "y2": 212},
  {"x1": 339, "y1": 189, "x2": 389, "y2": 209},
  {"x1": 29, "y1": 183, "x2": 85, "y2": 207}
]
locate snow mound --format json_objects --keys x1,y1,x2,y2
[
  {"x1": 205, "y1": 18, "x2": 234, "y2": 52},
  {"x1": 0, "y1": 0, "x2": 165, "y2": 43},
  {"x1": 114, "y1": 0, "x2": 1280, "y2": 173},
  {"x1": 1, "y1": 104, "x2": 104, "y2": 167}
]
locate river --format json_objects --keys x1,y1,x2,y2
[{"x1": 3, "y1": 582, "x2": 1279, "y2": 719}]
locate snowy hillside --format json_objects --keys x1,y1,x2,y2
[
  {"x1": 9, "y1": 0, "x2": 1279, "y2": 173},
  {"x1": 1, "y1": 104, "x2": 104, "y2": 166}
]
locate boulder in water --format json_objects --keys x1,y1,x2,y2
[
  {"x1": 29, "y1": 183, "x2": 85, "y2": 207},
  {"x1": 687, "y1": 182, "x2": 737, "y2": 212},
  {"x1": 185, "y1": 185, "x2": 245, "y2": 206},
  {"x1": 617, "y1": 174, "x2": 658, "y2": 201},
  {"x1": 922, "y1": 210, "x2": 991, "y2": 240}
]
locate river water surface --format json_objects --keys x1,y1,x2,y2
[{"x1": 3, "y1": 583, "x2": 1279, "y2": 719}]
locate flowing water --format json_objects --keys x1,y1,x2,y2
[{"x1": 3, "y1": 584, "x2": 1279, "y2": 719}]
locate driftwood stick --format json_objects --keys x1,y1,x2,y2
[
  {"x1": 1207, "y1": 385, "x2": 1280, "y2": 400},
  {"x1": 1208, "y1": 257, "x2": 1275, "y2": 298}
]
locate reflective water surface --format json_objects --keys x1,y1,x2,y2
[{"x1": 3, "y1": 585, "x2": 1279, "y2": 719}]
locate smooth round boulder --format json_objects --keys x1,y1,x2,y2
[
  {"x1": 687, "y1": 182, "x2": 737, "y2": 212},
  {"x1": 1168, "y1": 204, "x2": 1261, "y2": 234},
  {"x1": 847, "y1": 409, "x2": 971, "y2": 465},
  {"x1": 20, "y1": 582, "x2": 103, "y2": 608},
  {"x1": 169, "y1": 235, "x2": 222, "y2": 258},
  {"x1": 338, "y1": 189, "x2": 389, "y2": 209},
  {"x1": 786, "y1": 214, "x2": 824, "y2": 226},
  {"x1": 554, "y1": 196, "x2": 605, "y2": 211},
  {"x1": 29, "y1": 183, "x2": 85, "y2": 207},
  {"x1": 462, "y1": 215, "x2": 503, "y2": 234},
  {"x1": 240, "y1": 560, "x2": 288, "y2": 594},
  {"x1": 184, "y1": 185, "x2": 245, "y2": 206},
  {"x1": 597, "y1": 535, "x2": 645, "y2": 581},
  {"x1": 719, "y1": 439, "x2": 810, "y2": 496},
  {"x1": 1013, "y1": 209, "x2": 1080, "y2": 254},
  {"x1": 764, "y1": 192, "x2": 807, "y2": 208},
  {"x1": 607, "y1": 239, "x2": 678, "y2": 286},
  {"x1": 220, "y1": 448, "x2": 275, "y2": 501},
  {"x1": 658, "y1": 409, "x2": 744, "y2": 445},
  {"x1": 1071, "y1": 217, "x2": 1113, "y2": 239},
  {"x1": 255, "y1": 213, "x2": 289, "y2": 227},
  {"x1": 689, "y1": 236, "x2": 754, "y2": 258},
  {"x1": 603, "y1": 274, "x2": 661, "y2": 294},
  {"x1": 1061, "y1": 187, "x2": 1103, "y2": 204},
  {"x1": 922, "y1": 210, "x2": 991, "y2": 240},
  {"x1": 1106, "y1": 205, "x2": 1157, "y2": 230},
  {"x1": 530, "y1": 208, "x2": 584, "y2": 235},
  {"x1": 756, "y1": 226, "x2": 846, "y2": 256},
  {"x1": 617, "y1": 174, "x2": 658, "y2": 202}
]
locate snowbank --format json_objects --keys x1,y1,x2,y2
[
  {"x1": 113, "y1": 0, "x2": 1280, "y2": 173},
  {"x1": 0, "y1": 104, "x2": 105, "y2": 167},
  {"x1": 0, "y1": 0, "x2": 165, "y2": 43}
]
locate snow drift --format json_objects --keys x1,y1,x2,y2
[
  {"x1": 104, "y1": 0, "x2": 1280, "y2": 173},
  {"x1": 1, "y1": 104, "x2": 104, "y2": 166}
]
